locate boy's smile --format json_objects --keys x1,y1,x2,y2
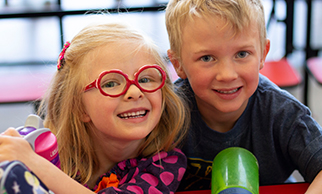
[{"x1": 170, "y1": 15, "x2": 269, "y2": 131}]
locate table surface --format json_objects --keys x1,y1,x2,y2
[{"x1": 175, "y1": 182, "x2": 310, "y2": 194}]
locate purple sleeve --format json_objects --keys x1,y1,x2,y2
[{"x1": 98, "y1": 148, "x2": 187, "y2": 194}]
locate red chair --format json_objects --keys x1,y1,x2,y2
[
  {"x1": 306, "y1": 57, "x2": 322, "y2": 85},
  {"x1": 260, "y1": 58, "x2": 302, "y2": 88},
  {"x1": 304, "y1": 57, "x2": 322, "y2": 105}
]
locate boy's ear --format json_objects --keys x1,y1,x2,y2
[
  {"x1": 167, "y1": 49, "x2": 187, "y2": 79},
  {"x1": 260, "y1": 39, "x2": 271, "y2": 70}
]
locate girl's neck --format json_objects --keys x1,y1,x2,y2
[
  {"x1": 87, "y1": 133, "x2": 143, "y2": 189},
  {"x1": 98, "y1": 139, "x2": 142, "y2": 163}
]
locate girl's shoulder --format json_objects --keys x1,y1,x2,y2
[
  {"x1": 114, "y1": 148, "x2": 186, "y2": 175},
  {"x1": 92, "y1": 148, "x2": 186, "y2": 192}
]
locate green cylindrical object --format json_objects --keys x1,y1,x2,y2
[{"x1": 211, "y1": 147, "x2": 259, "y2": 194}]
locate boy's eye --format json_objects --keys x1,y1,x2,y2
[
  {"x1": 236, "y1": 51, "x2": 249, "y2": 58},
  {"x1": 200, "y1": 55, "x2": 214, "y2": 62}
]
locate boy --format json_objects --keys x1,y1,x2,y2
[{"x1": 165, "y1": 0, "x2": 322, "y2": 192}]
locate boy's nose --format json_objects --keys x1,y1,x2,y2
[
  {"x1": 216, "y1": 61, "x2": 238, "y2": 81},
  {"x1": 124, "y1": 84, "x2": 144, "y2": 100}
]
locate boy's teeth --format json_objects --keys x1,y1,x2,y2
[
  {"x1": 119, "y1": 110, "x2": 146, "y2": 119},
  {"x1": 217, "y1": 88, "x2": 239, "y2": 94}
]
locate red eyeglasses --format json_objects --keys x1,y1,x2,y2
[{"x1": 84, "y1": 65, "x2": 167, "y2": 97}]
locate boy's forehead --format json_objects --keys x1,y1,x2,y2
[
  {"x1": 182, "y1": 14, "x2": 261, "y2": 44},
  {"x1": 186, "y1": 13, "x2": 257, "y2": 32},
  {"x1": 181, "y1": 15, "x2": 262, "y2": 52},
  {"x1": 182, "y1": 15, "x2": 234, "y2": 38}
]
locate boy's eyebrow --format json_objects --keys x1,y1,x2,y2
[
  {"x1": 238, "y1": 44, "x2": 256, "y2": 50},
  {"x1": 192, "y1": 44, "x2": 256, "y2": 55},
  {"x1": 192, "y1": 49, "x2": 212, "y2": 55}
]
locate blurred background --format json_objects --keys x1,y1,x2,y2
[
  {"x1": 0, "y1": 0, "x2": 322, "y2": 134},
  {"x1": 1, "y1": 0, "x2": 322, "y2": 183}
]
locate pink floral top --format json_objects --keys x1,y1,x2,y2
[{"x1": 85, "y1": 148, "x2": 187, "y2": 194}]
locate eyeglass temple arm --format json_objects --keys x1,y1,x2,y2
[{"x1": 84, "y1": 80, "x2": 98, "y2": 92}]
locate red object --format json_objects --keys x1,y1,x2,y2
[
  {"x1": 259, "y1": 183, "x2": 310, "y2": 194},
  {"x1": 307, "y1": 57, "x2": 322, "y2": 84},
  {"x1": 0, "y1": 66, "x2": 54, "y2": 103},
  {"x1": 175, "y1": 182, "x2": 310, "y2": 194},
  {"x1": 34, "y1": 131, "x2": 58, "y2": 164},
  {"x1": 260, "y1": 58, "x2": 302, "y2": 87}
]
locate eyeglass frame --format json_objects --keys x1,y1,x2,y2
[{"x1": 84, "y1": 64, "x2": 167, "y2": 97}]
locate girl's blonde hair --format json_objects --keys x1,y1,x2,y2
[
  {"x1": 38, "y1": 22, "x2": 189, "y2": 184},
  {"x1": 165, "y1": 0, "x2": 267, "y2": 60}
]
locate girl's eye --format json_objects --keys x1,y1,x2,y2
[
  {"x1": 138, "y1": 77, "x2": 151, "y2": 83},
  {"x1": 200, "y1": 55, "x2": 214, "y2": 62},
  {"x1": 102, "y1": 81, "x2": 119, "y2": 88},
  {"x1": 236, "y1": 51, "x2": 249, "y2": 58}
]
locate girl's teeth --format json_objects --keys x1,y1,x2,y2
[{"x1": 119, "y1": 110, "x2": 146, "y2": 119}]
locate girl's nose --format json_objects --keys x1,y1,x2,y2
[{"x1": 123, "y1": 84, "x2": 144, "y2": 100}]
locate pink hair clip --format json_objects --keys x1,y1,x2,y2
[{"x1": 57, "y1": 41, "x2": 71, "y2": 71}]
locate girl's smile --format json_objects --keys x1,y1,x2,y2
[
  {"x1": 118, "y1": 109, "x2": 148, "y2": 119},
  {"x1": 81, "y1": 41, "x2": 163, "y2": 143}
]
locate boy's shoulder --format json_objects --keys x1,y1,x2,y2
[
  {"x1": 253, "y1": 74, "x2": 308, "y2": 114},
  {"x1": 257, "y1": 74, "x2": 300, "y2": 102},
  {"x1": 174, "y1": 78, "x2": 194, "y2": 99},
  {"x1": 174, "y1": 78, "x2": 189, "y2": 89}
]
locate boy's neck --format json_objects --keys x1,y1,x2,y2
[
  {"x1": 204, "y1": 119, "x2": 235, "y2": 133},
  {"x1": 201, "y1": 113, "x2": 237, "y2": 133},
  {"x1": 196, "y1": 98, "x2": 248, "y2": 133}
]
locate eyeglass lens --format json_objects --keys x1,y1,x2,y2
[{"x1": 99, "y1": 67, "x2": 164, "y2": 96}]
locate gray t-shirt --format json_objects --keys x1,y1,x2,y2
[{"x1": 176, "y1": 74, "x2": 322, "y2": 191}]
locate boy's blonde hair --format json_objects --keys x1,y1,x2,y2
[
  {"x1": 165, "y1": 0, "x2": 267, "y2": 60},
  {"x1": 39, "y1": 22, "x2": 189, "y2": 184}
]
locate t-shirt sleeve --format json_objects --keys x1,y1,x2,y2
[{"x1": 288, "y1": 113, "x2": 322, "y2": 182}]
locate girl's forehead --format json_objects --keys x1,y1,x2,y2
[{"x1": 82, "y1": 43, "x2": 157, "y2": 79}]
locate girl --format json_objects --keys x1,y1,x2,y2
[{"x1": 0, "y1": 22, "x2": 189, "y2": 193}]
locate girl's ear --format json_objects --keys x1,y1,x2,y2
[
  {"x1": 81, "y1": 110, "x2": 91, "y2": 123},
  {"x1": 167, "y1": 49, "x2": 187, "y2": 79},
  {"x1": 260, "y1": 39, "x2": 271, "y2": 70}
]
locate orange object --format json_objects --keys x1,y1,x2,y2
[
  {"x1": 260, "y1": 58, "x2": 302, "y2": 88},
  {"x1": 94, "y1": 173, "x2": 119, "y2": 193}
]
